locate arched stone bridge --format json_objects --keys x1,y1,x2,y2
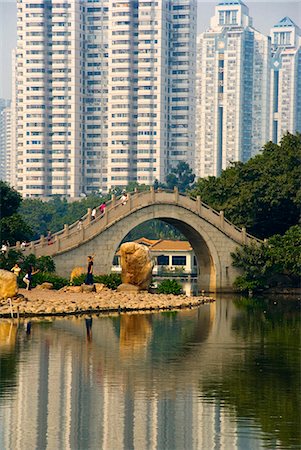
[{"x1": 20, "y1": 189, "x2": 262, "y2": 292}]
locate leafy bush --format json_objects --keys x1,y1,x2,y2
[
  {"x1": 0, "y1": 249, "x2": 24, "y2": 270},
  {"x1": 36, "y1": 256, "x2": 55, "y2": 273},
  {"x1": 71, "y1": 274, "x2": 86, "y2": 286},
  {"x1": 71, "y1": 273, "x2": 122, "y2": 290},
  {"x1": 157, "y1": 279, "x2": 182, "y2": 295},
  {"x1": 232, "y1": 225, "x2": 301, "y2": 292},
  {"x1": 94, "y1": 273, "x2": 122, "y2": 290},
  {"x1": 20, "y1": 272, "x2": 68, "y2": 290},
  {"x1": 0, "y1": 251, "x2": 56, "y2": 274},
  {"x1": 22, "y1": 254, "x2": 55, "y2": 273},
  {"x1": 233, "y1": 277, "x2": 263, "y2": 292}
]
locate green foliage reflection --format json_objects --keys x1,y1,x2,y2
[{"x1": 201, "y1": 298, "x2": 301, "y2": 448}]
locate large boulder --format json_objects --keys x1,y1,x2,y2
[
  {"x1": 82, "y1": 284, "x2": 95, "y2": 293},
  {"x1": 117, "y1": 283, "x2": 141, "y2": 293},
  {"x1": 119, "y1": 242, "x2": 153, "y2": 290},
  {"x1": 36, "y1": 282, "x2": 54, "y2": 290},
  {"x1": 0, "y1": 269, "x2": 18, "y2": 299},
  {"x1": 70, "y1": 266, "x2": 85, "y2": 282},
  {"x1": 94, "y1": 283, "x2": 105, "y2": 293},
  {"x1": 60, "y1": 285, "x2": 83, "y2": 293}
]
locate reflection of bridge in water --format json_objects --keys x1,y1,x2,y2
[
  {"x1": 0, "y1": 299, "x2": 265, "y2": 450},
  {"x1": 18, "y1": 190, "x2": 261, "y2": 292}
]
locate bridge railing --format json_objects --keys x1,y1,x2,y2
[{"x1": 19, "y1": 188, "x2": 262, "y2": 256}]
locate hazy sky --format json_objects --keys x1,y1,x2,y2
[{"x1": 0, "y1": 0, "x2": 300, "y2": 99}]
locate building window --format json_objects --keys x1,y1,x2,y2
[
  {"x1": 219, "y1": 11, "x2": 225, "y2": 25},
  {"x1": 157, "y1": 255, "x2": 169, "y2": 265},
  {"x1": 172, "y1": 256, "x2": 186, "y2": 266},
  {"x1": 113, "y1": 256, "x2": 119, "y2": 266}
]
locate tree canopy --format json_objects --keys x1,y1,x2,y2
[
  {"x1": 0, "y1": 181, "x2": 22, "y2": 219},
  {"x1": 19, "y1": 194, "x2": 107, "y2": 239},
  {"x1": 190, "y1": 133, "x2": 301, "y2": 239},
  {"x1": 0, "y1": 182, "x2": 32, "y2": 244},
  {"x1": 166, "y1": 161, "x2": 195, "y2": 192},
  {"x1": 231, "y1": 225, "x2": 301, "y2": 291}
]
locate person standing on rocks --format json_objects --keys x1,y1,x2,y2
[
  {"x1": 11, "y1": 263, "x2": 21, "y2": 285},
  {"x1": 85, "y1": 256, "x2": 94, "y2": 285},
  {"x1": 23, "y1": 265, "x2": 39, "y2": 291}
]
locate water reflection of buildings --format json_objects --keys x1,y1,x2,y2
[{"x1": 0, "y1": 301, "x2": 262, "y2": 450}]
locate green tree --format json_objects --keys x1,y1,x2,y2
[
  {"x1": 0, "y1": 181, "x2": 22, "y2": 219},
  {"x1": 153, "y1": 179, "x2": 167, "y2": 190},
  {"x1": 0, "y1": 249, "x2": 25, "y2": 271},
  {"x1": 124, "y1": 219, "x2": 185, "y2": 242},
  {"x1": 18, "y1": 198, "x2": 54, "y2": 238},
  {"x1": 126, "y1": 181, "x2": 149, "y2": 192},
  {"x1": 19, "y1": 194, "x2": 108, "y2": 239},
  {"x1": 191, "y1": 133, "x2": 301, "y2": 238},
  {"x1": 0, "y1": 214, "x2": 32, "y2": 244},
  {"x1": 231, "y1": 225, "x2": 301, "y2": 291},
  {"x1": 0, "y1": 182, "x2": 33, "y2": 244},
  {"x1": 166, "y1": 162, "x2": 195, "y2": 192}
]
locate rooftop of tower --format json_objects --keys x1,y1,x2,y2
[
  {"x1": 218, "y1": 0, "x2": 247, "y2": 6},
  {"x1": 274, "y1": 16, "x2": 298, "y2": 28}
]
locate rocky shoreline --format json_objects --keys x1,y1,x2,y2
[{"x1": 0, "y1": 288, "x2": 215, "y2": 319}]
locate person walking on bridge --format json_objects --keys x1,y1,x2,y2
[
  {"x1": 121, "y1": 191, "x2": 128, "y2": 205},
  {"x1": 91, "y1": 207, "x2": 97, "y2": 220},
  {"x1": 100, "y1": 202, "x2": 106, "y2": 215}
]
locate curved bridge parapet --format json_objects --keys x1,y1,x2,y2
[
  {"x1": 16, "y1": 188, "x2": 262, "y2": 292},
  {"x1": 18, "y1": 188, "x2": 261, "y2": 259}
]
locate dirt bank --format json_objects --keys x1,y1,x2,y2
[{"x1": 0, "y1": 288, "x2": 215, "y2": 318}]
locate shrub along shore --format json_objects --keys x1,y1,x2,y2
[{"x1": 0, "y1": 287, "x2": 215, "y2": 319}]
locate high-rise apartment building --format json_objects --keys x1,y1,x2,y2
[
  {"x1": 195, "y1": 0, "x2": 270, "y2": 178},
  {"x1": 13, "y1": 0, "x2": 196, "y2": 198},
  {"x1": 106, "y1": 0, "x2": 196, "y2": 188},
  {"x1": 15, "y1": 0, "x2": 83, "y2": 198},
  {"x1": 0, "y1": 100, "x2": 12, "y2": 183},
  {"x1": 83, "y1": 1, "x2": 109, "y2": 194},
  {"x1": 270, "y1": 17, "x2": 301, "y2": 143}
]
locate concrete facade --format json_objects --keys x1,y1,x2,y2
[
  {"x1": 269, "y1": 17, "x2": 301, "y2": 143},
  {"x1": 195, "y1": 0, "x2": 270, "y2": 177},
  {"x1": 13, "y1": 0, "x2": 196, "y2": 198},
  {"x1": 20, "y1": 190, "x2": 261, "y2": 292},
  {"x1": 0, "y1": 101, "x2": 12, "y2": 182}
]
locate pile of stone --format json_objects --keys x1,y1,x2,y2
[
  {"x1": 0, "y1": 288, "x2": 214, "y2": 318},
  {"x1": 0, "y1": 242, "x2": 215, "y2": 318}
]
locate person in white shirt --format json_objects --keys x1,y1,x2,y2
[{"x1": 121, "y1": 192, "x2": 128, "y2": 205}]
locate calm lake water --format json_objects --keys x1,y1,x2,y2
[{"x1": 0, "y1": 296, "x2": 300, "y2": 450}]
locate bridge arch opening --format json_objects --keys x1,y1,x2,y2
[{"x1": 113, "y1": 217, "x2": 218, "y2": 293}]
